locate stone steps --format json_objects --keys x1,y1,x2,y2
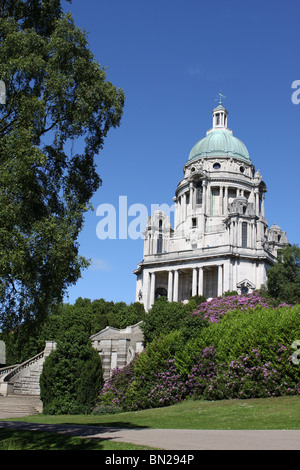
[
  {"x1": 13, "y1": 370, "x2": 42, "y2": 395},
  {"x1": 0, "y1": 395, "x2": 43, "y2": 418}
]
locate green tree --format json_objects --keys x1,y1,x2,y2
[
  {"x1": 267, "y1": 245, "x2": 300, "y2": 304},
  {"x1": 106, "y1": 301, "x2": 145, "y2": 329},
  {"x1": 0, "y1": 1, "x2": 125, "y2": 329},
  {"x1": 40, "y1": 327, "x2": 103, "y2": 415},
  {"x1": 141, "y1": 296, "x2": 207, "y2": 345}
]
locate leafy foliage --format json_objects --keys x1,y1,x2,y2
[
  {"x1": 0, "y1": 1, "x2": 125, "y2": 329},
  {"x1": 141, "y1": 295, "x2": 207, "y2": 344},
  {"x1": 266, "y1": 245, "x2": 300, "y2": 304},
  {"x1": 98, "y1": 299, "x2": 300, "y2": 411},
  {"x1": 40, "y1": 328, "x2": 103, "y2": 415},
  {"x1": 1, "y1": 297, "x2": 145, "y2": 365}
]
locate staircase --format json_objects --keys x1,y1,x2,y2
[
  {"x1": 0, "y1": 395, "x2": 43, "y2": 418},
  {"x1": 12, "y1": 363, "x2": 44, "y2": 396},
  {"x1": 0, "y1": 341, "x2": 56, "y2": 397}
]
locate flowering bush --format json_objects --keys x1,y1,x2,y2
[
  {"x1": 190, "y1": 292, "x2": 287, "y2": 323},
  {"x1": 147, "y1": 359, "x2": 187, "y2": 407},
  {"x1": 95, "y1": 358, "x2": 136, "y2": 412},
  {"x1": 96, "y1": 302, "x2": 300, "y2": 412},
  {"x1": 198, "y1": 346, "x2": 300, "y2": 400},
  {"x1": 184, "y1": 346, "x2": 218, "y2": 397}
]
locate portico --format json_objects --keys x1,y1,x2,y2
[{"x1": 142, "y1": 262, "x2": 226, "y2": 310}]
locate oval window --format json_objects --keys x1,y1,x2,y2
[
  {"x1": 240, "y1": 166, "x2": 245, "y2": 173},
  {"x1": 213, "y1": 162, "x2": 221, "y2": 169}
]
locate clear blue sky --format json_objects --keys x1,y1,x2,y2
[{"x1": 62, "y1": 0, "x2": 300, "y2": 306}]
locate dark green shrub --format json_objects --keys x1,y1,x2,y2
[
  {"x1": 141, "y1": 296, "x2": 207, "y2": 344},
  {"x1": 40, "y1": 329, "x2": 103, "y2": 414}
]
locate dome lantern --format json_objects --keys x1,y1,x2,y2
[
  {"x1": 187, "y1": 96, "x2": 251, "y2": 165},
  {"x1": 212, "y1": 104, "x2": 228, "y2": 129},
  {"x1": 212, "y1": 93, "x2": 228, "y2": 129}
]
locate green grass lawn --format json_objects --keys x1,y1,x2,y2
[
  {"x1": 0, "y1": 428, "x2": 156, "y2": 450},
  {"x1": 5, "y1": 395, "x2": 300, "y2": 430}
]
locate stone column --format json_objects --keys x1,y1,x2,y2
[
  {"x1": 191, "y1": 185, "x2": 195, "y2": 212},
  {"x1": 238, "y1": 220, "x2": 242, "y2": 246},
  {"x1": 173, "y1": 270, "x2": 179, "y2": 302},
  {"x1": 219, "y1": 186, "x2": 223, "y2": 215},
  {"x1": 223, "y1": 261, "x2": 230, "y2": 292},
  {"x1": 183, "y1": 193, "x2": 187, "y2": 221},
  {"x1": 218, "y1": 264, "x2": 223, "y2": 296},
  {"x1": 207, "y1": 184, "x2": 211, "y2": 216},
  {"x1": 168, "y1": 270, "x2": 173, "y2": 302},
  {"x1": 192, "y1": 268, "x2": 198, "y2": 296},
  {"x1": 143, "y1": 270, "x2": 150, "y2": 311},
  {"x1": 255, "y1": 190, "x2": 259, "y2": 215},
  {"x1": 232, "y1": 260, "x2": 236, "y2": 292},
  {"x1": 189, "y1": 183, "x2": 193, "y2": 214},
  {"x1": 198, "y1": 266, "x2": 203, "y2": 296},
  {"x1": 224, "y1": 186, "x2": 228, "y2": 215},
  {"x1": 251, "y1": 222, "x2": 255, "y2": 248},
  {"x1": 149, "y1": 272, "x2": 156, "y2": 309},
  {"x1": 232, "y1": 221, "x2": 236, "y2": 246},
  {"x1": 203, "y1": 181, "x2": 207, "y2": 213}
]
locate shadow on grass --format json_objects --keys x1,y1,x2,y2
[
  {"x1": 0, "y1": 428, "x2": 110, "y2": 450},
  {"x1": 0, "y1": 420, "x2": 148, "y2": 437},
  {"x1": 0, "y1": 424, "x2": 154, "y2": 451}
]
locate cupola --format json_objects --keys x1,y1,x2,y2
[{"x1": 186, "y1": 95, "x2": 251, "y2": 165}]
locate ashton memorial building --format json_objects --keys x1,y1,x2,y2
[{"x1": 134, "y1": 99, "x2": 289, "y2": 311}]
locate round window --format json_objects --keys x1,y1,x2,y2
[
  {"x1": 213, "y1": 162, "x2": 221, "y2": 169},
  {"x1": 240, "y1": 166, "x2": 245, "y2": 173}
]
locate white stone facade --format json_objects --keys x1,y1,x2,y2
[
  {"x1": 134, "y1": 103, "x2": 289, "y2": 311},
  {"x1": 90, "y1": 322, "x2": 144, "y2": 381}
]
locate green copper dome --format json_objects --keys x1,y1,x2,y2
[{"x1": 188, "y1": 129, "x2": 251, "y2": 164}]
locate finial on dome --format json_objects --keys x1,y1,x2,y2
[{"x1": 216, "y1": 91, "x2": 226, "y2": 106}]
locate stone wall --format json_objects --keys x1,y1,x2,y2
[
  {"x1": 0, "y1": 324, "x2": 145, "y2": 395},
  {"x1": 90, "y1": 322, "x2": 144, "y2": 381}
]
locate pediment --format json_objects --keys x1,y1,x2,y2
[{"x1": 236, "y1": 279, "x2": 256, "y2": 289}]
